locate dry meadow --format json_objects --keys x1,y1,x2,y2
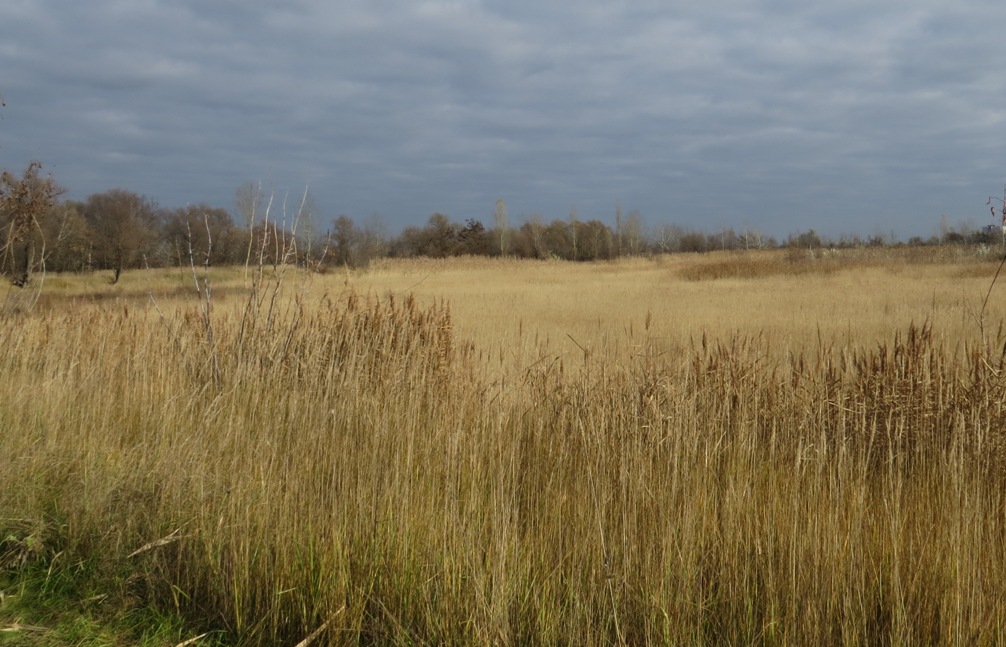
[{"x1": 3, "y1": 247, "x2": 1006, "y2": 645}]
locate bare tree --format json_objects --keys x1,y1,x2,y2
[
  {"x1": 523, "y1": 212, "x2": 547, "y2": 259},
  {"x1": 740, "y1": 228, "x2": 765, "y2": 250},
  {"x1": 235, "y1": 181, "x2": 264, "y2": 230},
  {"x1": 236, "y1": 181, "x2": 270, "y2": 276},
  {"x1": 36, "y1": 202, "x2": 91, "y2": 272},
  {"x1": 615, "y1": 201, "x2": 623, "y2": 256},
  {"x1": 586, "y1": 220, "x2": 615, "y2": 259},
  {"x1": 356, "y1": 213, "x2": 389, "y2": 267},
  {"x1": 164, "y1": 205, "x2": 237, "y2": 267},
  {"x1": 623, "y1": 210, "x2": 645, "y2": 256},
  {"x1": 493, "y1": 198, "x2": 511, "y2": 256},
  {"x1": 653, "y1": 223, "x2": 682, "y2": 254},
  {"x1": 568, "y1": 206, "x2": 579, "y2": 260},
  {"x1": 332, "y1": 214, "x2": 357, "y2": 267},
  {"x1": 296, "y1": 188, "x2": 318, "y2": 267}
]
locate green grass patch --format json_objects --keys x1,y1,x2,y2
[{"x1": 1, "y1": 520, "x2": 224, "y2": 646}]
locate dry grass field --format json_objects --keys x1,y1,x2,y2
[
  {"x1": 351, "y1": 248, "x2": 1006, "y2": 360},
  {"x1": 3, "y1": 247, "x2": 1006, "y2": 645}
]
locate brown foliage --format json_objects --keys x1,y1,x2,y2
[{"x1": 0, "y1": 161, "x2": 63, "y2": 285}]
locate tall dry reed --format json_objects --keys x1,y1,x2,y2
[{"x1": 2, "y1": 273, "x2": 1006, "y2": 644}]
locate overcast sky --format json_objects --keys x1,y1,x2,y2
[{"x1": 3, "y1": 1, "x2": 1006, "y2": 239}]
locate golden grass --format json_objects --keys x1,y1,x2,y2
[
  {"x1": 3, "y1": 247, "x2": 1006, "y2": 644},
  {"x1": 349, "y1": 249, "x2": 1006, "y2": 367}
]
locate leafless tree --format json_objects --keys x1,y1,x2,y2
[
  {"x1": 524, "y1": 213, "x2": 547, "y2": 258},
  {"x1": 493, "y1": 198, "x2": 511, "y2": 256},
  {"x1": 568, "y1": 206, "x2": 580, "y2": 260},
  {"x1": 623, "y1": 210, "x2": 645, "y2": 256}
]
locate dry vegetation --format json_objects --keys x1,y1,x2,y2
[{"x1": 3, "y1": 247, "x2": 1006, "y2": 645}]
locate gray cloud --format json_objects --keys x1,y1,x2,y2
[{"x1": 2, "y1": 0, "x2": 1006, "y2": 239}]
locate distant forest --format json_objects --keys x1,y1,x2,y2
[{"x1": 0, "y1": 162, "x2": 998, "y2": 284}]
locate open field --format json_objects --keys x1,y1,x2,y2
[
  {"x1": 350, "y1": 248, "x2": 1006, "y2": 360},
  {"x1": 4, "y1": 247, "x2": 1006, "y2": 645}
]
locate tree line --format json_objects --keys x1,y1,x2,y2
[{"x1": 0, "y1": 161, "x2": 989, "y2": 285}]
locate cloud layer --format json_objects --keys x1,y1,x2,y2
[{"x1": 3, "y1": 1, "x2": 1006, "y2": 238}]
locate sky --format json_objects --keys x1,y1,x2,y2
[{"x1": 3, "y1": 0, "x2": 1006, "y2": 240}]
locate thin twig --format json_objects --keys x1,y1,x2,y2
[
  {"x1": 293, "y1": 605, "x2": 345, "y2": 647},
  {"x1": 0, "y1": 622, "x2": 48, "y2": 633},
  {"x1": 979, "y1": 251, "x2": 1006, "y2": 350},
  {"x1": 128, "y1": 528, "x2": 185, "y2": 558},
  {"x1": 174, "y1": 632, "x2": 210, "y2": 647}
]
